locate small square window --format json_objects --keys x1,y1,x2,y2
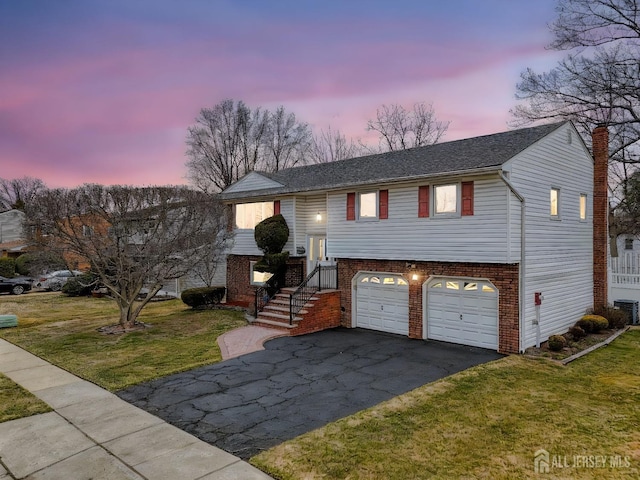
[
  {"x1": 550, "y1": 188, "x2": 560, "y2": 218},
  {"x1": 625, "y1": 238, "x2": 634, "y2": 250},
  {"x1": 250, "y1": 261, "x2": 273, "y2": 286},
  {"x1": 434, "y1": 184, "x2": 458, "y2": 214},
  {"x1": 359, "y1": 192, "x2": 378, "y2": 219},
  {"x1": 579, "y1": 194, "x2": 587, "y2": 220}
]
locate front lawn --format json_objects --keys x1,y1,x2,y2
[
  {"x1": 0, "y1": 292, "x2": 247, "y2": 391},
  {"x1": 0, "y1": 373, "x2": 51, "y2": 422},
  {"x1": 252, "y1": 330, "x2": 640, "y2": 479}
]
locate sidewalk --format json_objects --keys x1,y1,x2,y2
[{"x1": 0, "y1": 338, "x2": 273, "y2": 480}]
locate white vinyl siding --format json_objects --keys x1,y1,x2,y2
[
  {"x1": 328, "y1": 177, "x2": 511, "y2": 263},
  {"x1": 507, "y1": 123, "x2": 593, "y2": 350},
  {"x1": 223, "y1": 172, "x2": 283, "y2": 193}
]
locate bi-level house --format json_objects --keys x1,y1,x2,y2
[{"x1": 221, "y1": 122, "x2": 609, "y2": 354}]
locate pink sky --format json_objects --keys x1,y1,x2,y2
[{"x1": 0, "y1": 0, "x2": 563, "y2": 188}]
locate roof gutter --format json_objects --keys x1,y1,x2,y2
[
  {"x1": 221, "y1": 165, "x2": 505, "y2": 202},
  {"x1": 499, "y1": 170, "x2": 526, "y2": 353}
]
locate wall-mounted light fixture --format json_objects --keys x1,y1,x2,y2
[
  {"x1": 316, "y1": 212, "x2": 322, "y2": 222},
  {"x1": 412, "y1": 273, "x2": 419, "y2": 281}
]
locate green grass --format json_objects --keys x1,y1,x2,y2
[
  {"x1": 251, "y1": 330, "x2": 640, "y2": 479},
  {"x1": 0, "y1": 373, "x2": 51, "y2": 422},
  {"x1": 0, "y1": 292, "x2": 247, "y2": 391}
]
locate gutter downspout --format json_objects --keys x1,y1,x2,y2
[{"x1": 499, "y1": 171, "x2": 526, "y2": 353}]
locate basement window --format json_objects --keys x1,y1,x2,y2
[{"x1": 250, "y1": 261, "x2": 273, "y2": 286}]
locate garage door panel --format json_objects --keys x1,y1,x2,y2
[
  {"x1": 356, "y1": 273, "x2": 409, "y2": 336},
  {"x1": 427, "y1": 277, "x2": 498, "y2": 350}
]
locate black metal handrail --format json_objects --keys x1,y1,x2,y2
[
  {"x1": 254, "y1": 263, "x2": 305, "y2": 316},
  {"x1": 254, "y1": 275, "x2": 279, "y2": 316},
  {"x1": 289, "y1": 264, "x2": 338, "y2": 324}
]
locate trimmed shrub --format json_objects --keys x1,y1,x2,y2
[
  {"x1": 587, "y1": 304, "x2": 630, "y2": 329},
  {"x1": 548, "y1": 334, "x2": 567, "y2": 351},
  {"x1": 579, "y1": 314, "x2": 608, "y2": 333},
  {"x1": 0, "y1": 257, "x2": 15, "y2": 277},
  {"x1": 254, "y1": 214, "x2": 289, "y2": 255},
  {"x1": 15, "y1": 254, "x2": 31, "y2": 276},
  {"x1": 576, "y1": 317, "x2": 594, "y2": 333},
  {"x1": 567, "y1": 325, "x2": 586, "y2": 340},
  {"x1": 181, "y1": 287, "x2": 226, "y2": 309},
  {"x1": 62, "y1": 273, "x2": 98, "y2": 296}
]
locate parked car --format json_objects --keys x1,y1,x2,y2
[
  {"x1": 35, "y1": 270, "x2": 83, "y2": 291},
  {"x1": 0, "y1": 275, "x2": 33, "y2": 295}
]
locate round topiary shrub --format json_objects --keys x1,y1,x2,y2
[
  {"x1": 567, "y1": 325, "x2": 586, "y2": 340},
  {"x1": 548, "y1": 334, "x2": 567, "y2": 352},
  {"x1": 579, "y1": 314, "x2": 608, "y2": 333},
  {"x1": 254, "y1": 214, "x2": 289, "y2": 255},
  {"x1": 181, "y1": 286, "x2": 226, "y2": 309}
]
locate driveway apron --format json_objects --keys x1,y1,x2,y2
[{"x1": 117, "y1": 328, "x2": 502, "y2": 459}]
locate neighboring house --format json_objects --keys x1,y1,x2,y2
[
  {"x1": 610, "y1": 234, "x2": 640, "y2": 303},
  {"x1": 221, "y1": 121, "x2": 608, "y2": 354},
  {"x1": 0, "y1": 209, "x2": 28, "y2": 259}
]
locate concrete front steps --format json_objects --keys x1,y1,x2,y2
[{"x1": 251, "y1": 288, "x2": 342, "y2": 335}]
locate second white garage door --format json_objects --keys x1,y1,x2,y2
[
  {"x1": 426, "y1": 277, "x2": 499, "y2": 350},
  {"x1": 355, "y1": 273, "x2": 409, "y2": 335}
]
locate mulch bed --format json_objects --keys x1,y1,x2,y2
[{"x1": 524, "y1": 328, "x2": 625, "y2": 360}]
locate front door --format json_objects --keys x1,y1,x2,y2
[{"x1": 307, "y1": 235, "x2": 326, "y2": 275}]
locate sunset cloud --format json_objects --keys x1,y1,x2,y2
[{"x1": 0, "y1": 0, "x2": 560, "y2": 188}]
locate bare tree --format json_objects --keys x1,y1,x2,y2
[
  {"x1": 263, "y1": 106, "x2": 313, "y2": 172},
  {"x1": 186, "y1": 100, "x2": 268, "y2": 193},
  {"x1": 512, "y1": 0, "x2": 640, "y2": 255},
  {"x1": 365, "y1": 102, "x2": 450, "y2": 153},
  {"x1": 0, "y1": 177, "x2": 46, "y2": 211},
  {"x1": 309, "y1": 126, "x2": 363, "y2": 163},
  {"x1": 186, "y1": 100, "x2": 313, "y2": 192},
  {"x1": 24, "y1": 185, "x2": 231, "y2": 329}
]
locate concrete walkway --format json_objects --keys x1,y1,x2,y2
[
  {"x1": 217, "y1": 325, "x2": 287, "y2": 360},
  {"x1": 0, "y1": 338, "x2": 273, "y2": 480}
]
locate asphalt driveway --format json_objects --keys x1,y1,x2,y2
[{"x1": 117, "y1": 328, "x2": 503, "y2": 459}]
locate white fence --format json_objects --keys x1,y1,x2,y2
[{"x1": 610, "y1": 253, "x2": 640, "y2": 302}]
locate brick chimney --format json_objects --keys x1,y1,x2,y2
[{"x1": 592, "y1": 124, "x2": 609, "y2": 308}]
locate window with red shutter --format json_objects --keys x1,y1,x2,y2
[
  {"x1": 461, "y1": 181, "x2": 474, "y2": 216},
  {"x1": 273, "y1": 200, "x2": 280, "y2": 215},
  {"x1": 346, "y1": 192, "x2": 356, "y2": 221},
  {"x1": 418, "y1": 185, "x2": 430, "y2": 218},
  {"x1": 379, "y1": 190, "x2": 388, "y2": 219}
]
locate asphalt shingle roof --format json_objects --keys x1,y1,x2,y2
[{"x1": 221, "y1": 121, "x2": 567, "y2": 199}]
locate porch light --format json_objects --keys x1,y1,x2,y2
[
  {"x1": 316, "y1": 212, "x2": 322, "y2": 222},
  {"x1": 412, "y1": 273, "x2": 419, "y2": 281}
]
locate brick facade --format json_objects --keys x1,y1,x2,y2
[
  {"x1": 337, "y1": 258, "x2": 520, "y2": 354},
  {"x1": 226, "y1": 254, "x2": 306, "y2": 306},
  {"x1": 291, "y1": 290, "x2": 342, "y2": 336},
  {"x1": 592, "y1": 125, "x2": 609, "y2": 308}
]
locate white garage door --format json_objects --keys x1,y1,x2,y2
[
  {"x1": 355, "y1": 273, "x2": 409, "y2": 335},
  {"x1": 426, "y1": 277, "x2": 498, "y2": 350}
]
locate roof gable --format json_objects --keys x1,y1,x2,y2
[
  {"x1": 221, "y1": 122, "x2": 568, "y2": 200},
  {"x1": 223, "y1": 172, "x2": 284, "y2": 194}
]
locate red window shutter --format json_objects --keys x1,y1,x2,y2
[
  {"x1": 418, "y1": 186, "x2": 430, "y2": 218},
  {"x1": 273, "y1": 200, "x2": 281, "y2": 215},
  {"x1": 379, "y1": 190, "x2": 389, "y2": 219},
  {"x1": 346, "y1": 192, "x2": 356, "y2": 221},
  {"x1": 461, "y1": 181, "x2": 474, "y2": 216}
]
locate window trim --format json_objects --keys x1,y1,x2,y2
[
  {"x1": 250, "y1": 261, "x2": 273, "y2": 286},
  {"x1": 579, "y1": 193, "x2": 587, "y2": 221},
  {"x1": 550, "y1": 187, "x2": 561, "y2": 220},
  {"x1": 358, "y1": 191, "x2": 379, "y2": 220},
  {"x1": 433, "y1": 183, "x2": 461, "y2": 217},
  {"x1": 235, "y1": 201, "x2": 275, "y2": 230}
]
